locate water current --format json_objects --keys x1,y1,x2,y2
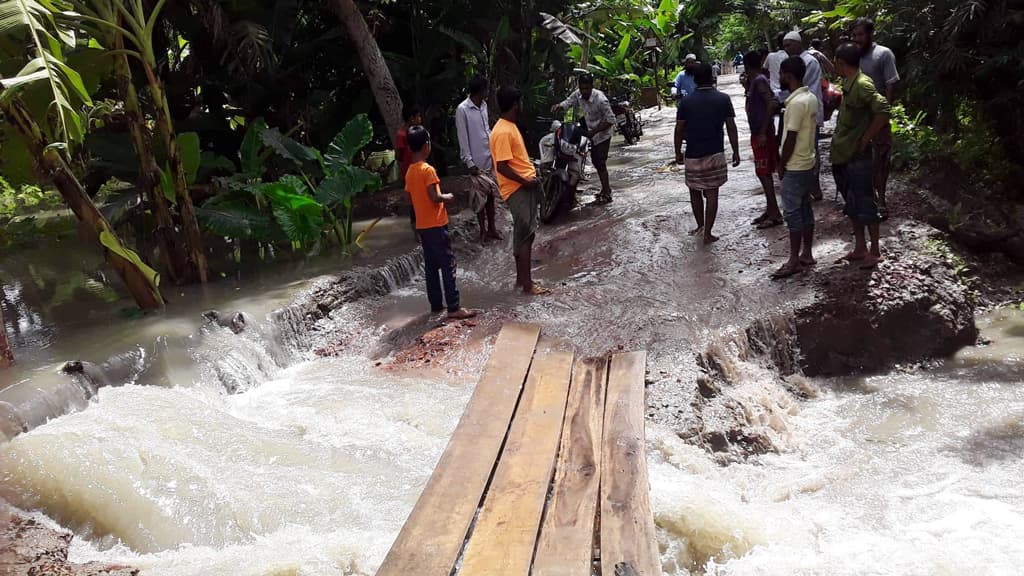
[{"x1": 2, "y1": 76, "x2": 1022, "y2": 575}]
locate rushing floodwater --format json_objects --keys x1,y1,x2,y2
[
  {"x1": 3, "y1": 76, "x2": 1022, "y2": 575},
  {"x1": 1, "y1": 308, "x2": 1021, "y2": 575}
]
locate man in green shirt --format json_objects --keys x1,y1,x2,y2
[{"x1": 831, "y1": 42, "x2": 890, "y2": 269}]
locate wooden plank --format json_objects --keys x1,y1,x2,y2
[
  {"x1": 459, "y1": 346, "x2": 575, "y2": 576},
  {"x1": 533, "y1": 357, "x2": 608, "y2": 576},
  {"x1": 600, "y1": 351, "x2": 660, "y2": 576},
  {"x1": 376, "y1": 324, "x2": 541, "y2": 576}
]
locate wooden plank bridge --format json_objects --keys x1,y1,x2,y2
[{"x1": 376, "y1": 323, "x2": 660, "y2": 576}]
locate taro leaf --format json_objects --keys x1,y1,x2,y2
[
  {"x1": 261, "y1": 127, "x2": 319, "y2": 168},
  {"x1": 198, "y1": 151, "x2": 236, "y2": 181},
  {"x1": 324, "y1": 113, "x2": 373, "y2": 172},
  {"x1": 197, "y1": 194, "x2": 274, "y2": 240},
  {"x1": 278, "y1": 173, "x2": 308, "y2": 196},
  {"x1": 261, "y1": 180, "x2": 324, "y2": 244},
  {"x1": 240, "y1": 117, "x2": 267, "y2": 176},
  {"x1": 177, "y1": 132, "x2": 201, "y2": 185},
  {"x1": 315, "y1": 165, "x2": 380, "y2": 208}
]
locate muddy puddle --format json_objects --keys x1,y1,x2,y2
[{"x1": 1, "y1": 75, "x2": 1022, "y2": 575}]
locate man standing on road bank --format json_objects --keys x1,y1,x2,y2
[
  {"x1": 744, "y1": 50, "x2": 783, "y2": 229},
  {"x1": 674, "y1": 63, "x2": 742, "y2": 245},
  {"x1": 552, "y1": 74, "x2": 618, "y2": 205},
  {"x1": 832, "y1": 43, "x2": 891, "y2": 269},
  {"x1": 782, "y1": 31, "x2": 825, "y2": 201},
  {"x1": 492, "y1": 87, "x2": 549, "y2": 296},
  {"x1": 774, "y1": 56, "x2": 819, "y2": 279},
  {"x1": 852, "y1": 17, "x2": 900, "y2": 219},
  {"x1": 456, "y1": 76, "x2": 503, "y2": 244}
]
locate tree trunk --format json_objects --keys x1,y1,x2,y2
[
  {"x1": 114, "y1": 50, "x2": 190, "y2": 285},
  {"x1": 330, "y1": 0, "x2": 404, "y2": 149},
  {"x1": 141, "y1": 60, "x2": 209, "y2": 284},
  {"x1": 0, "y1": 298, "x2": 12, "y2": 369},
  {"x1": 2, "y1": 99, "x2": 165, "y2": 310}
]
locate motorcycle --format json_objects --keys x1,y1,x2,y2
[
  {"x1": 537, "y1": 118, "x2": 589, "y2": 224},
  {"x1": 610, "y1": 97, "x2": 643, "y2": 145}
]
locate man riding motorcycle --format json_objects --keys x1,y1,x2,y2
[{"x1": 551, "y1": 73, "x2": 617, "y2": 205}]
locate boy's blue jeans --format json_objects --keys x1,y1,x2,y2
[{"x1": 419, "y1": 226, "x2": 460, "y2": 313}]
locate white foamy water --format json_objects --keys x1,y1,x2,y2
[
  {"x1": 0, "y1": 354, "x2": 470, "y2": 575},
  {"x1": 648, "y1": 309, "x2": 1024, "y2": 575},
  {"x1": 2, "y1": 310, "x2": 1022, "y2": 575}
]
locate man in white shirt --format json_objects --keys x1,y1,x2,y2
[
  {"x1": 783, "y1": 31, "x2": 825, "y2": 199},
  {"x1": 456, "y1": 76, "x2": 502, "y2": 242},
  {"x1": 766, "y1": 33, "x2": 788, "y2": 98},
  {"x1": 552, "y1": 73, "x2": 618, "y2": 204}
]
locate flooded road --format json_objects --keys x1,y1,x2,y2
[{"x1": 2, "y1": 76, "x2": 1023, "y2": 575}]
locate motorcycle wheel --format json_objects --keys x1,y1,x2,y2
[{"x1": 540, "y1": 176, "x2": 564, "y2": 224}]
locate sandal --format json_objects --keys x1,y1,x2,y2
[
  {"x1": 752, "y1": 213, "x2": 769, "y2": 225},
  {"x1": 757, "y1": 217, "x2": 784, "y2": 229},
  {"x1": 771, "y1": 262, "x2": 803, "y2": 280}
]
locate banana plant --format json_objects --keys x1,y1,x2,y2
[
  {"x1": 64, "y1": 0, "x2": 191, "y2": 283},
  {"x1": 0, "y1": 0, "x2": 164, "y2": 309},
  {"x1": 68, "y1": 0, "x2": 209, "y2": 283}
]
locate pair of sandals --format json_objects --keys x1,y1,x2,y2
[{"x1": 752, "y1": 212, "x2": 783, "y2": 229}]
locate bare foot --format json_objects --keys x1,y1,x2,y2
[
  {"x1": 487, "y1": 230, "x2": 504, "y2": 241},
  {"x1": 446, "y1": 308, "x2": 478, "y2": 320},
  {"x1": 524, "y1": 283, "x2": 551, "y2": 296},
  {"x1": 843, "y1": 250, "x2": 867, "y2": 262},
  {"x1": 771, "y1": 261, "x2": 802, "y2": 279},
  {"x1": 703, "y1": 234, "x2": 720, "y2": 245},
  {"x1": 799, "y1": 255, "x2": 817, "y2": 266},
  {"x1": 689, "y1": 226, "x2": 705, "y2": 236},
  {"x1": 860, "y1": 254, "x2": 884, "y2": 269}
]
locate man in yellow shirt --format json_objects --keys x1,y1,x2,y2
[
  {"x1": 490, "y1": 87, "x2": 548, "y2": 295},
  {"x1": 774, "y1": 56, "x2": 819, "y2": 279}
]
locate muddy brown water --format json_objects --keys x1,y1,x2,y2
[{"x1": 1, "y1": 76, "x2": 1022, "y2": 575}]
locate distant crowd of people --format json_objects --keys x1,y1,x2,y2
[
  {"x1": 393, "y1": 17, "x2": 901, "y2": 319},
  {"x1": 673, "y1": 18, "x2": 899, "y2": 278}
]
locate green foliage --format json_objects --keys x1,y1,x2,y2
[
  {"x1": 0, "y1": 0, "x2": 92, "y2": 146},
  {"x1": 0, "y1": 177, "x2": 63, "y2": 216},
  {"x1": 201, "y1": 113, "x2": 378, "y2": 250},
  {"x1": 806, "y1": 0, "x2": 1024, "y2": 190}
]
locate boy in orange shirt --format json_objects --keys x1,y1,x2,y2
[{"x1": 405, "y1": 126, "x2": 477, "y2": 320}]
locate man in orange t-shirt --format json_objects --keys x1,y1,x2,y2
[
  {"x1": 490, "y1": 86, "x2": 548, "y2": 296},
  {"x1": 405, "y1": 126, "x2": 477, "y2": 320}
]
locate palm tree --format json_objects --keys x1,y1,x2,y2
[{"x1": 329, "y1": 0, "x2": 403, "y2": 148}]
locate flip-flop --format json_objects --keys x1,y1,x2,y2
[
  {"x1": 843, "y1": 251, "x2": 867, "y2": 262},
  {"x1": 757, "y1": 217, "x2": 784, "y2": 229},
  {"x1": 771, "y1": 262, "x2": 803, "y2": 280},
  {"x1": 799, "y1": 258, "x2": 818, "y2": 267},
  {"x1": 752, "y1": 213, "x2": 769, "y2": 225}
]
